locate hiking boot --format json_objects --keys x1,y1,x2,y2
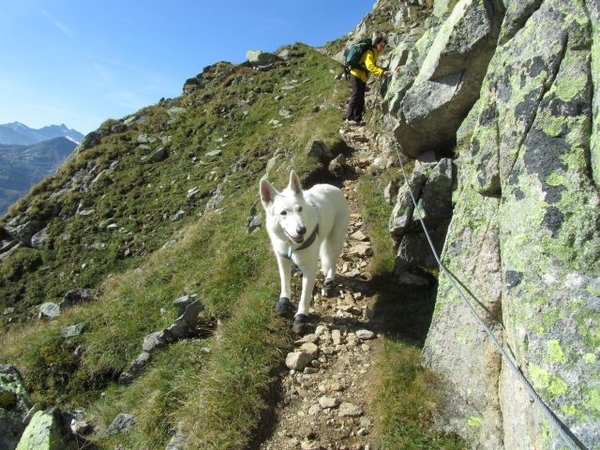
[
  {"x1": 275, "y1": 297, "x2": 293, "y2": 317},
  {"x1": 321, "y1": 278, "x2": 337, "y2": 297},
  {"x1": 292, "y1": 314, "x2": 309, "y2": 335}
]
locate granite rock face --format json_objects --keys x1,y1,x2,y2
[{"x1": 385, "y1": 0, "x2": 600, "y2": 448}]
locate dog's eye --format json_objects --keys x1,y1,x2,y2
[
  {"x1": 295, "y1": 206, "x2": 302, "y2": 212},
  {"x1": 280, "y1": 211, "x2": 287, "y2": 216}
]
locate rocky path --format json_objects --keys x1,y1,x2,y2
[{"x1": 259, "y1": 124, "x2": 386, "y2": 450}]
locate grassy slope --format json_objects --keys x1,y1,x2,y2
[{"x1": 0, "y1": 43, "x2": 464, "y2": 449}]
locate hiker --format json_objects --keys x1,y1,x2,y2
[{"x1": 344, "y1": 36, "x2": 395, "y2": 126}]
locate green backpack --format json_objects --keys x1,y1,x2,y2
[{"x1": 344, "y1": 37, "x2": 373, "y2": 69}]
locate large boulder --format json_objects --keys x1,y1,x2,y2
[
  {"x1": 388, "y1": 0, "x2": 505, "y2": 158},
  {"x1": 15, "y1": 408, "x2": 79, "y2": 450},
  {"x1": 246, "y1": 50, "x2": 284, "y2": 71},
  {"x1": 3, "y1": 215, "x2": 44, "y2": 248}
]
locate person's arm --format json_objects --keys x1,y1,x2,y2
[{"x1": 364, "y1": 49, "x2": 386, "y2": 77}]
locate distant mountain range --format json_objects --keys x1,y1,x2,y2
[
  {"x1": 0, "y1": 122, "x2": 84, "y2": 146},
  {"x1": 0, "y1": 122, "x2": 84, "y2": 216}
]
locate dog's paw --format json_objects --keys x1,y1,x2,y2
[
  {"x1": 321, "y1": 278, "x2": 337, "y2": 297},
  {"x1": 292, "y1": 314, "x2": 309, "y2": 335},
  {"x1": 274, "y1": 297, "x2": 293, "y2": 317}
]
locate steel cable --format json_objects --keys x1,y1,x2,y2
[{"x1": 393, "y1": 146, "x2": 588, "y2": 450}]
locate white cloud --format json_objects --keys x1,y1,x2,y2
[
  {"x1": 38, "y1": 8, "x2": 75, "y2": 38},
  {"x1": 92, "y1": 62, "x2": 116, "y2": 83}
]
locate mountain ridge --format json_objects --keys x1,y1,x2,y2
[
  {"x1": 0, "y1": 122, "x2": 84, "y2": 146},
  {"x1": 0, "y1": 136, "x2": 78, "y2": 216}
]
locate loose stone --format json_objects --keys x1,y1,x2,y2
[
  {"x1": 319, "y1": 396, "x2": 339, "y2": 409},
  {"x1": 355, "y1": 329, "x2": 375, "y2": 340},
  {"x1": 286, "y1": 351, "x2": 313, "y2": 371},
  {"x1": 338, "y1": 402, "x2": 363, "y2": 417}
]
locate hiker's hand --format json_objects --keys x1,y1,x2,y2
[{"x1": 384, "y1": 67, "x2": 401, "y2": 77}]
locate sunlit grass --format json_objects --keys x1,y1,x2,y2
[
  {"x1": 356, "y1": 171, "x2": 398, "y2": 275},
  {"x1": 370, "y1": 340, "x2": 466, "y2": 449}
]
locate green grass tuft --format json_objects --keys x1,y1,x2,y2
[{"x1": 370, "y1": 340, "x2": 467, "y2": 450}]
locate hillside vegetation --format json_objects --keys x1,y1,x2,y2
[{"x1": 0, "y1": 38, "x2": 461, "y2": 449}]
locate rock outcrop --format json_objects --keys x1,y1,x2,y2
[
  {"x1": 15, "y1": 408, "x2": 80, "y2": 450},
  {"x1": 385, "y1": 0, "x2": 600, "y2": 448},
  {"x1": 389, "y1": 0, "x2": 504, "y2": 158},
  {"x1": 0, "y1": 365, "x2": 32, "y2": 450}
]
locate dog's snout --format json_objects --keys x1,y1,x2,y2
[{"x1": 297, "y1": 225, "x2": 306, "y2": 236}]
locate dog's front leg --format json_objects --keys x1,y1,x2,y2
[
  {"x1": 291, "y1": 270, "x2": 316, "y2": 335},
  {"x1": 274, "y1": 254, "x2": 293, "y2": 317},
  {"x1": 297, "y1": 270, "x2": 316, "y2": 317}
]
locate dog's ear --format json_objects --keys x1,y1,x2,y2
[
  {"x1": 259, "y1": 178, "x2": 278, "y2": 205},
  {"x1": 288, "y1": 170, "x2": 302, "y2": 195}
]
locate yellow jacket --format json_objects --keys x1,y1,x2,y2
[{"x1": 349, "y1": 47, "x2": 386, "y2": 83}]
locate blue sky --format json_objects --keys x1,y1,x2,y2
[{"x1": 0, "y1": 1, "x2": 374, "y2": 134}]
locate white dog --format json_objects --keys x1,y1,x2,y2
[{"x1": 259, "y1": 170, "x2": 350, "y2": 334}]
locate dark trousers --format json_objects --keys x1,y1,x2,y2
[{"x1": 346, "y1": 75, "x2": 366, "y2": 122}]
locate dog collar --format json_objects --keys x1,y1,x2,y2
[{"x1": 284, "y1": 224, "x2": 319, "y2": 259}]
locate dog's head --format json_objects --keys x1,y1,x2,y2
[{"x1": 259, "y1": 170, "x2": 309, "y2": 244}]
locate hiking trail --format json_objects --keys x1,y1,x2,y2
[{"x1": 258, "y1": 123, "x2": 393, "y2": 450}]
